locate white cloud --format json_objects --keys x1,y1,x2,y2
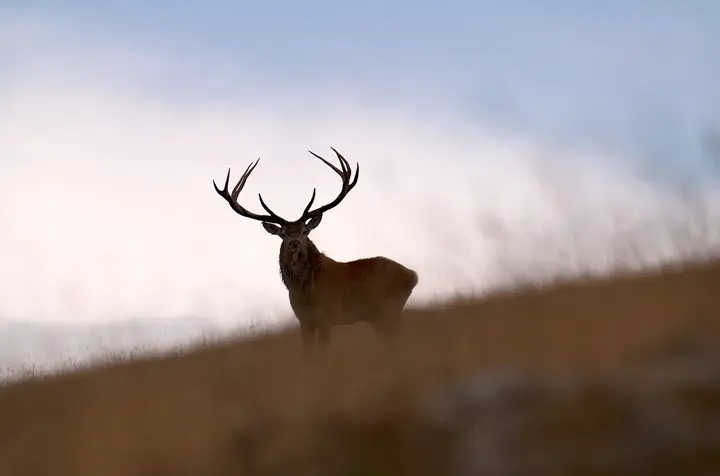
[{"x1": 1, "y1": 12, "x2": 719, "y2": 330}]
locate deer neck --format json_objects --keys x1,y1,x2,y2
[{"x1": 278, "y1": 239, "x2": 324, "y2": 293}]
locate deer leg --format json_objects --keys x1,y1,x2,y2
[
  {"x1": 318, "y1": 324, "x2": 330, "y2": 356},
  {"x1": 317, "y1": 325, "x2": 331, "y2": 348},
  {"x1": 300, "y1": 323, "x2": 316, "y2": 356}
]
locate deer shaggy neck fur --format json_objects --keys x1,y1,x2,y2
[{"x1": 279, "y1": 238, "x2": 324, "y2": 292}]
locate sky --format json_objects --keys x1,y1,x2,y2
[{"x1": 1, "y1": 1, "x2": 720, "y2": 338}]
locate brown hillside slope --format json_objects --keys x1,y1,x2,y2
[{"x1": 0, "y1": 258, "x2": 719, "y2": 475}]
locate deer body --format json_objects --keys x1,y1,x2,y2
[
  {"x1": 280, "y1": 244, "x2": 418, "y2": 344},
  {"x1": 214, "y1": 147, "x2": 418, "y2": 354}
]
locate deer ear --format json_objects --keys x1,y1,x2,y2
[
  {"x1": 262, "y1": 222, "x2": 282, "y2": 235},
  {"x1": 305, "y1": 215, "x2": 323, "y2": 232}
]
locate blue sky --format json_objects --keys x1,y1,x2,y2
[
  {"x1": 4, "y1": 0, "x2": 720, "y2": 182},
  {"x1": 1, "y1": 1, "x2": 720, "y2": 329}
]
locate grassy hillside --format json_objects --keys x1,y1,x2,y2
[{"x1": 1, "y1": 257, "x2": 719, "y2": 475}]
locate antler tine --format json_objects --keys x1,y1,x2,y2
[
  {"x1": 230, "y1": 160, "x2": 258, "y2": 201},
  {"x1": 331, "y1": 147, "x2": 359, "y2": 186},
  {"x1": 300, "y1": 188, "x2": 317, "y2": 217},
  {"x1": 257, "y1": 193, "x2": 287, "y2": 222},
  {"x1": 212, "y1": 158, "x2": 288, "y2": 224},
  {"x1": 308, "y1": 149, "x2": 346, "y2": 178},
  {"x1": 300, "y1": 147, "x2": 360, "y2": 221}
]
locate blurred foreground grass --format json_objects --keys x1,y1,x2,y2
[{"x1": 0, "y1": 257, "x2": 719, "y2": 475}]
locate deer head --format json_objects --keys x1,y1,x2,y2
[{"x1": 213, "y1": 147, "x2": 359, "y2": 278}]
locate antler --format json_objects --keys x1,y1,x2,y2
[
  {"x1": 213, "y1": 158, "x2": 288, "y2": 225},
  {"x1": 299, "y1": 147, "x2": 360, "y2": 221}
]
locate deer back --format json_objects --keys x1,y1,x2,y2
[{"x1": 315, "y1": 255, "x2": 418, "y2": 306}]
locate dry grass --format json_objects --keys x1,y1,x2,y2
[{"x1": 1, "y1": 257, "x2": 719, "y2": 475}]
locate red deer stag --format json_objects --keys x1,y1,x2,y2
[{"x1": 213, "y1": 147, "x2": 418, "y2": 354}]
